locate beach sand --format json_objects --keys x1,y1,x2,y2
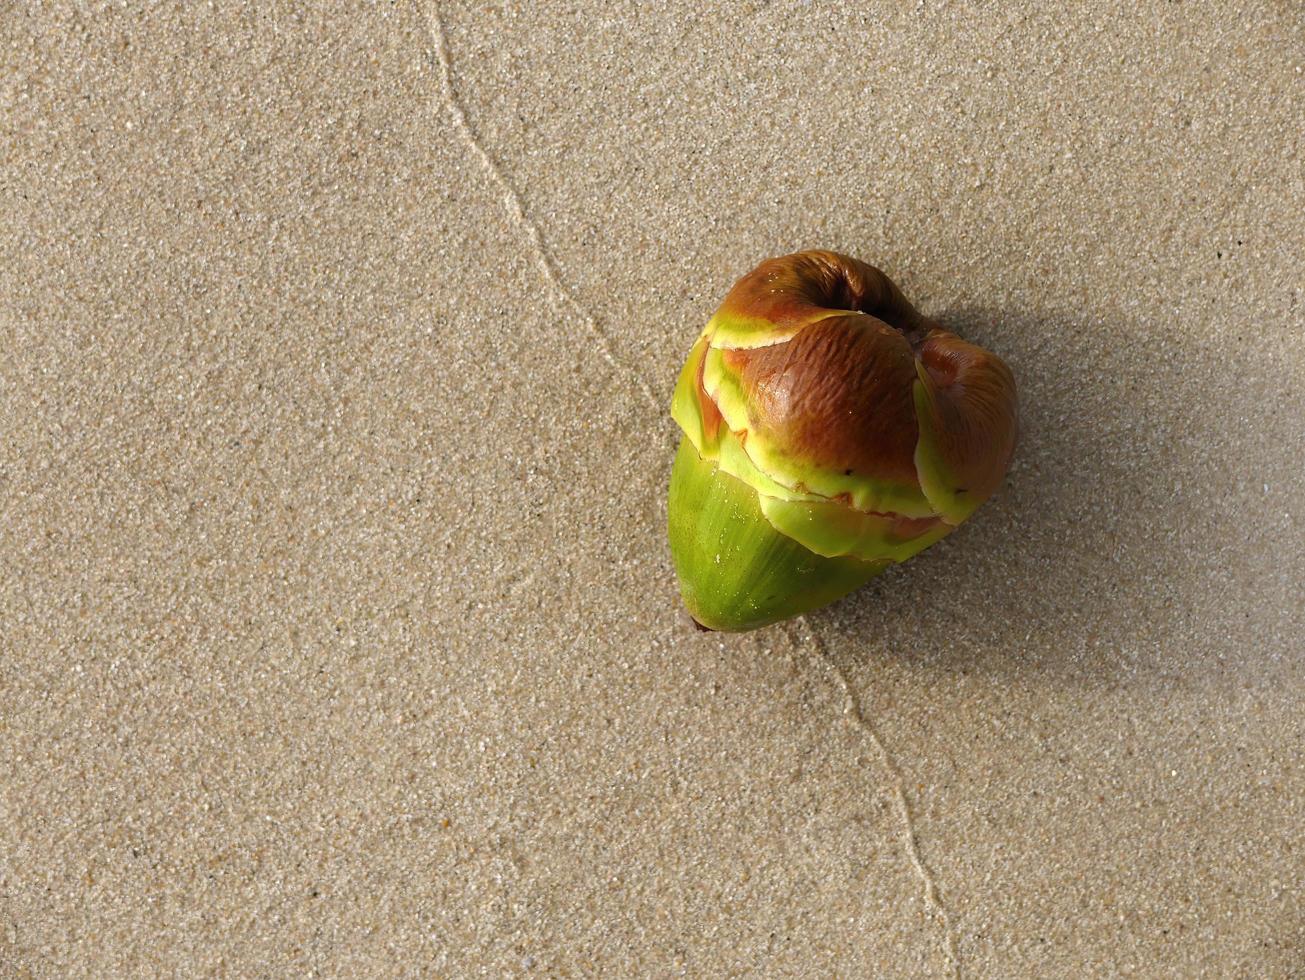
[{"x1": 1, "y1": 2, "x2": 1301, "y2": 975}]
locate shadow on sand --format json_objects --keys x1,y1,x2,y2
[{"x1": 809, "y1": 304, "x2": 1277, "y2": 688}]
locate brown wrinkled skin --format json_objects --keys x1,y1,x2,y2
[
  {"x1": 716, "y1": 249, "x2": 932, "y2": 343},
  {"x1": 710, "y1": 250, "x2": 1017, "y2": 502},
  {"x1": 917, "y1": 329, "x2": 1019, "y2": 503},
  {"x1": 722, "y1": 315, "x2": 922, "y2": 485}
]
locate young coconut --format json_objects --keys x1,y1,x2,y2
[{"x1": 668, "y1": 250, "x2": 1018, "y2": 631}]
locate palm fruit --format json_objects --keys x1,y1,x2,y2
[{"x1": 668, "y1": 250, "x2": 1018, "y2": 632}]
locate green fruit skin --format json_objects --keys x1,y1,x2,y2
[{"x1": 668, "y1": 439, "x2": 888, "y2": 632}]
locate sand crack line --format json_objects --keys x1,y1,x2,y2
[
  {"x1": 423, "y1": 2, "x2": 659, "y2": 411},
  {"x1": 428, "y1": 13, "x2": 956, "y2": 969},
  {"x1": 795, "y1": 618, "x2": 961, "y2": 978}
]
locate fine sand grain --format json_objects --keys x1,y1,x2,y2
[{"x1": 1, "y1": 2, "x2": 1302, "y2": 976}]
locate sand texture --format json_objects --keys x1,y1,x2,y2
[{"x1": 2, "y1": 2, "x2": 1302, "y2": 976}]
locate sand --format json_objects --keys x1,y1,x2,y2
[{"x1": 1, "y1": 1, "x2": 1301, "y2": 976}]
